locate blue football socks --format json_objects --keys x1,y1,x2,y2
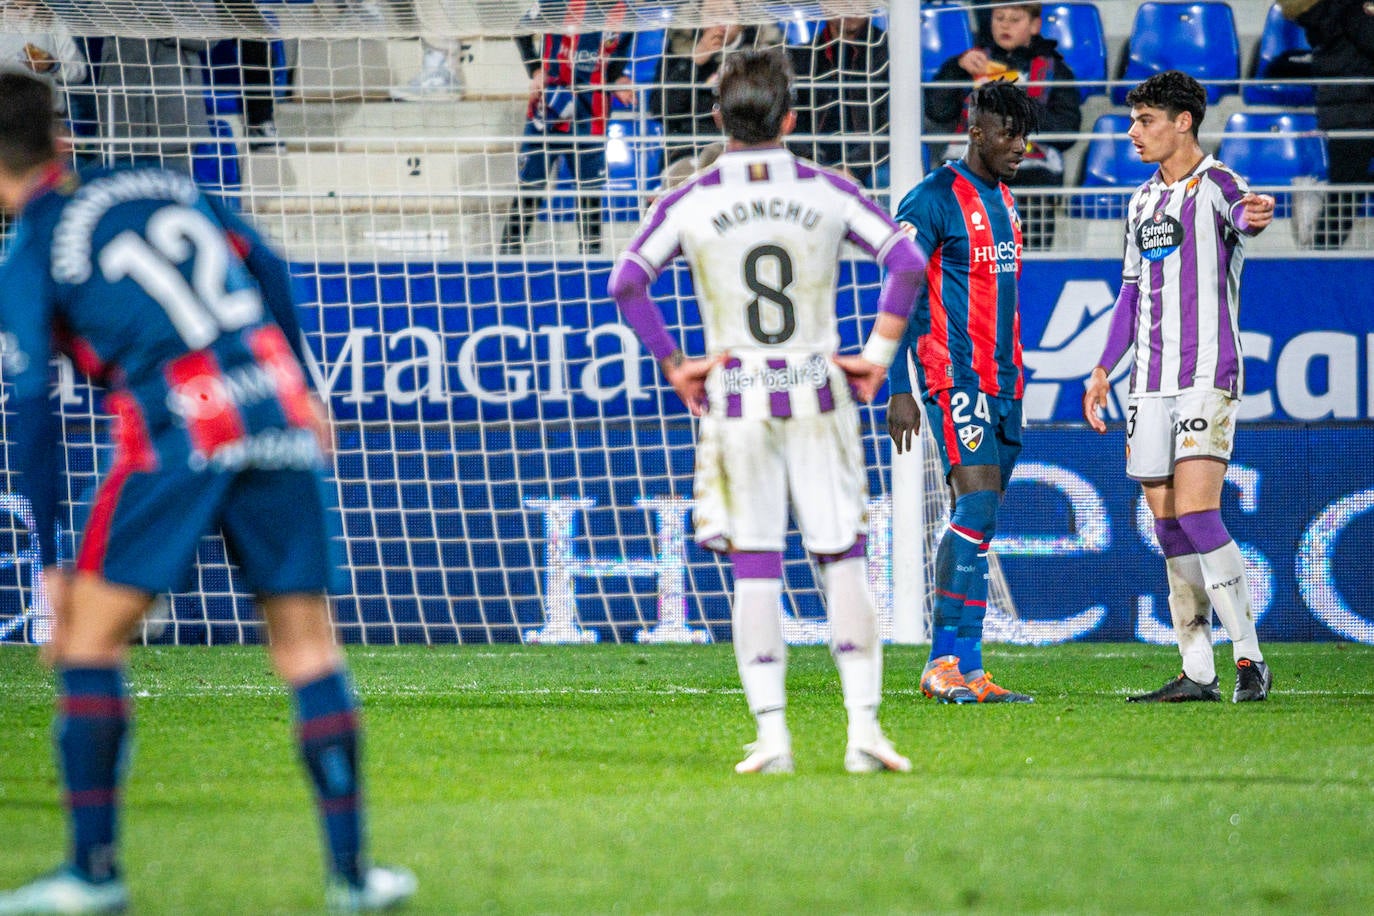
[
  {"x1": 293, "y1": 669, "x2": 364, "y2": 886},
  {"x1": 57, "y1": 666, "x2": 129, "y2": 883}
]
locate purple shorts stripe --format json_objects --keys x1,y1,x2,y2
[
  {"x1": 298, "y1": 710, "x2": 359, "y2": 742},
  {"x1": 766, "y1": 358, "x2": 792, "y2": 418},
  {"x1": 815, "y1": 534, "x2": 866, "y2": 565}
]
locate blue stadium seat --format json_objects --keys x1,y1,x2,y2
[
  {"x1": 1039, "y1": 3, "x2": 1107, "y2": 101},
  {"x1": 921, "y1": 3, "x2": 976, "y2": 83},
  {"x1": 1113, "y1": 2, "x2": 1240, "y2": 105},
  {"x1": 1245, "y1": 3, "x2": 1314, "y2": 107},
  {"x1": 192, "y1": 117, "x2": 241, "y2": 204},
  {"x1": 604, "y1": 117, "x2": 665, "y2": 222},
  {"x1": 1216, "y1": 111, "x2": 1327, "y2": 217},
  {"x1": 783, "y1": 16, "x2": 817, "y2": 46},
  {"x1": 1067, "y1": 114, "x2": 1155, "y2": 219}
]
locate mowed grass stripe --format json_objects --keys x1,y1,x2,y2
[{"x1": 1, "y1": 642, "x2": 1372, "y2": 914}]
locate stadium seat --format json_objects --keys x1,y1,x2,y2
[
  {"x1": 1039, "y1": 3, "x2": 1107, "y2": 101},
  {"x1": 921, "y1": 3, "x2": 977, "y2": 83},
  {"x1": 1113, "y1": 2, "x2": 1240, "y2": 105},
  {"x1": 192, "y1": 117, "x2": 242, "y2": 203},
  {"x1": 604, "y1": 116, "x2": 665, "y2": 222},
  {"x1": 1067, "y1": 114, "x2": 1155, "y2": 220},
  {"x1": 1245, "y1": 3, "x2": 1314, "y2": 107},
  {"x1": 1216, "y1": 111, "x2": 1327, "y2": 216},
  {"x1": 783, "y1": 16, "x2": 817, "y2": 46}
]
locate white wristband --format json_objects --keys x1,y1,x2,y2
[{"x1": 860, "y1": 333, "x2": 900, "y2": 369}]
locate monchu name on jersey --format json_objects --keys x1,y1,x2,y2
[{"x1": 711, "y1": 197, "x2": 822, "y2": 235}]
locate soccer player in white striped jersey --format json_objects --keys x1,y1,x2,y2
[
  {"x1": 610, "y1": 48, "x2": 926, "y2": 773},
  {"x1": 1083, "y1": 71, "x2": 1276, "y2": 703}
]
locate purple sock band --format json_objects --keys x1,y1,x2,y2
[
  {"x1": 1153, "y1": 517, "x2": 1195, "y2": 558},
  {"x1": 732, "y1": 550, "x2": 783, "y2": 579},
  {"x1": 814, "y1": 534, "x2": 867, "y2": 565},
  {"x1": 1176, "y1": 509, "x2": 1233, "y2": 555}
]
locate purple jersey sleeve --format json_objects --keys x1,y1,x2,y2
[
  {"x1": 1096, "y1": 282, "x2": 1140, "y2": 374},
  {"x1": 608, "y1": 257, "x2": 677, "y2": 361}
]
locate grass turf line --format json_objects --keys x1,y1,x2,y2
[{"x1": 2, "y1": 642, "x2": 1373, "y2": 914}]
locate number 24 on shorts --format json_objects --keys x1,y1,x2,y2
[{"x1": 950, "y1": 390, "x2": 991, "y2": 424}]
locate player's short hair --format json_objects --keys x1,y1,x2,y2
[
  {"x1": 0, "y1": 69, "x2": 59, "y2": 175},
  {"x1": 1125, "y1": 70, "x2": 1207, "y2": 136},
  {"x1": 716, "y1": 47, "x2": 793, "y2": 144},
  {"x1": 1002, "y1": 3, "x2": 1043, "y2": 17},
  {"x1": 968, "y1": 79, "x2": 1040, "y2": 140}
]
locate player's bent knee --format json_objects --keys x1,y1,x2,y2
[{"x1": 951, "y1": 489, "x2": 1000, "y2": 540}]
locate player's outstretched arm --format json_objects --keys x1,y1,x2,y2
[{"x1": 1239, "y1": 192, "x2": 1276, "y2": 234}]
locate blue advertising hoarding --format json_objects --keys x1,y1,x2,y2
[{"x1": 2, "y1": 258, "x2": 1371, "y2": 645}]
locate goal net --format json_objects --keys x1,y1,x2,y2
[{"x1": 0, "y1": 0, "x2": 1019, "y2": 646}]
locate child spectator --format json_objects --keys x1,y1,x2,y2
[{"x1": 925, "y1": 2, "x2": 1081, "y2": 248}]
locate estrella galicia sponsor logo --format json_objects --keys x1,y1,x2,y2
[
  {"x1": 1138, "y1": 210, "x2": 1184, "y2": 261},
  {"x1": 959, "y1": 425, "x2": 984, "y2": 452}
]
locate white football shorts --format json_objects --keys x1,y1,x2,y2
[
  {"x1": 1125, "y1": 389, "x2": 1240, "y2": 480},
  {"x1": 692, "y1": 406, "x2": 868, "y2": 555}
]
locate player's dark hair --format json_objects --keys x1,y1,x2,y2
[
  {"x1": 967, "y1": 79, "x2": 1040, "y2": 139},
  {"x1": 0, "y1": 70, "x2": 59, "y2": 175},
  {"x1": 1125, "y1": 70, "x2": 1207, "y2": 136},
  {"x1": 717, "y1": 47, "x2": 793, "y2": 144}
]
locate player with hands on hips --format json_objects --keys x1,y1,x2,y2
[
  {"x1": 1083, "y1": 70, "x2": 1274, "y2": 704},
  {"x1": 609, "y1": 47, "x2": 926, "y2": 775},
  {"x1": 0, "y1": 70, "x2": 414, "y2": 913}
]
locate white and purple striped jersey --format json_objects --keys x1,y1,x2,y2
[
  {"x1": 619, "y1": 147, "x2": 907, "y2": 419},
  {"x1": 1119, "y1": 154, "x2": 1258, "y2": 398}
]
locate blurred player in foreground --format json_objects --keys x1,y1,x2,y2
[
  {"x1": 0, "y1": 71, "x2": 413, "y2": 913},
  {"x1": 1084, "y1": 71, "x2": 1275, "y2": 703},
  {"x1": 887, "y1": 80, "x2": 1040, "y2": 704},
  {"x1": 609, "y1": 48, "x2": 926, "y2": 774}
]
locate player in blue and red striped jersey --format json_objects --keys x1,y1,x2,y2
[
  {"x1": 0, "y1": 71, "x2": 412, "y2": 913},
  {"x1": 886, "y1": 80, "x2": 1039, "y2": 705},
  {"x1": 499, "y1": 0, "x2": 636, "y2": 255}
]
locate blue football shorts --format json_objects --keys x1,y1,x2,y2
[
  {"x1": 922, "y1": 386, "x2": 1023, "y2": 485},
  {"x1": 75, "y1": 443, "x2": 343, "y2": 597}
]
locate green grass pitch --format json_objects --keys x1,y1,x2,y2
[{"x1": 3, "y1": 642, "x2": 1374, "y2": 914}]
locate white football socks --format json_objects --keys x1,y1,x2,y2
[
  {"x1": 732, "y1": 577, "x2": 789, "y2": 746},
  {"x1": 1164, "y1": 553, "x2": 1216, "y2": 683},
  {"x1": 1196, "y1": 540, "x2": 1264, "y2": 663},
  {"x1": 822, "y1": 557, "x2": 882, "y2": 746}
]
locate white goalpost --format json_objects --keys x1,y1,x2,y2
[{"x1": 0, "y1": 0, "x2": 1020, "y2": 647}]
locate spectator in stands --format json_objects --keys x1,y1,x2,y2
[
  {"x1": 925, "y1": 2, "x2": 1081, "y2": 249},
  {"x1": 213, "y1": 2, "x2": 285, "y2": 149},
  {"x1": 787, "y1": 8, "x2": 889, "y2": 188},
  {"x1": 99, "y1": 37, "x2": 213, "y2": 174},
  {"x1": 0, "y1": 0, "x2": 88, "y2": 113},
  {"x1": 499, "y1": 1, "x2": 635, "y2": 255},
  {"x1": 392, "y1": 38, "x2": 467, "y2": 100},
  {"x1": 649, "y1": 0, "x2": 778, "y2": 185},
  {"x1": 1280, "y1": 0, "x2": 1374, "y2": 250}
]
